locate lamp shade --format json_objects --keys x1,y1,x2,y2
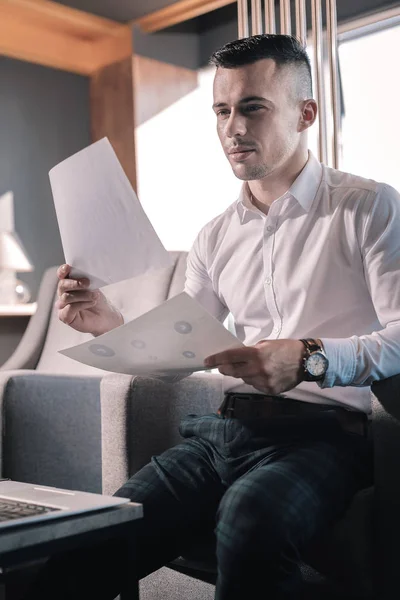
[{"x1": 0, "y1": 231, "x2": 33, "y2": 272}]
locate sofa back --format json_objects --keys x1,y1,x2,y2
[{"x1": 36, "y1": 251, "x2": 188, "y2": 374}]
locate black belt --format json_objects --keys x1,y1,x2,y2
[{"x1": 217, "y1": 393, "x2": 369, "y2": 436}]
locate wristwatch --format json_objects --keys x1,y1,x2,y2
[{"x1": 299, "y1": 338, "x2": 329, "y2": 382}]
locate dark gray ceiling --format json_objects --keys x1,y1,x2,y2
[{"x1": 53, "y1": 0, "x2": 177, "y2": 22}]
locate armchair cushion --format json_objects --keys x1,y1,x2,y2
[
  {"x1": 100, "y1": 372, "x2": 224, "y2": 495},
  {"x1": 0, "y1": 371, "x2": 103, "y2": 492},
  {"x1": 0, "y1": 268, "x2": 58, "y2": 371}
]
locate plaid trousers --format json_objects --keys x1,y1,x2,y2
[
  {"x1": 116, "y1": 412, "x2": 373, "y2": 600},
  {"x1": 24, "y1": 411, "x2": 373, "y2": 600}
]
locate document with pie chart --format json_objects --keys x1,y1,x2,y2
[{"x1": 59, "y1": 292, "x2": 243, "y2": 376}]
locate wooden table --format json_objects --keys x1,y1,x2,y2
[{"x1": 0, "y1": 502, "x2": 143, "y2": 599}]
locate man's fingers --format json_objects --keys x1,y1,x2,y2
[
  {"x1": 204, "y1": 346, "x2": 256, "y2": 368},
  {"x1": 57, "y1": 264, "x2": 92, "y2": 296},
  {"x1": 217, "y1": 362, "x2": 258, "y2": 378},
  {"x1": 56, "y1": 290, "x2": 99, "y2": 309},
  {"x1": 58, "y1": 301, "x2": 97, "y2": 325},
  {"x1": 57, "y1": 264, "x2": 72, "y2": 280},
  {"x1": 58, "y1": 277, "x2": 91, "y2": 297}
]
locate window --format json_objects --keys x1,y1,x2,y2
[
  {"x1": 338, "y1": 19, "x2": 400, "y2": 190},
  {"x1": 135, "y1": 66, "x2": 241, "y2": 252}
]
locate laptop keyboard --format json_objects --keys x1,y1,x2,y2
[{"x1": 0, "y1": 498, "x2": 59, "y2": 522}]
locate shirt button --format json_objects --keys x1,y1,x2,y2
[
  {"x1": 273, "y1": 327, "x2": 280, "y2": 333},
  {"x1": 265, "y1": 277, "x2": 272, "y2": 285},
  {"x1": 266, "y1": 225, "x2": 274, "y2": 232}
]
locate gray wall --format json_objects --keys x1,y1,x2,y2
[
  {"x1": 133, "y1": 23, "x2": 199, "y2": 70},
  {"x1": 0, "y1": 57, "x2": 91, "y2": 300},
  {"x1": 199, "y1": 8, "x2": 237, "y2": 67}
]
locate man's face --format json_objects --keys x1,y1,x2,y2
[{"x1": 213, "y1": 59, "x2": 304, "y2": 181}]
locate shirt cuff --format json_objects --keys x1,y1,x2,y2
[{"x1": 318, "y1": 337, "x2": 357, "y2": 388}]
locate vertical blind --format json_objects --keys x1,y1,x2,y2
[{"x1": 237, "y1": 0, "x2": 340, "y2": 168}]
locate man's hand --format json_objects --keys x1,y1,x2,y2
[
  {"x1": 55, "y1": 264, "x2": 123, "y2": 336},
  {"x1": 204, "y1": 339, "x2": 306, "y2": 395}
]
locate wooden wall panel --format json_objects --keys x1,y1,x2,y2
[
  {"x1": 90, "y1": 57, "x2": 137, "y2": 190},
  {"x1": 0, "y1": 0, "x2": 132, "y2": 75},
  {"x1": 133, "y1": 55, "x2": 198, "y2": 127}
]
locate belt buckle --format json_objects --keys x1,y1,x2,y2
[
  {"x1": 217, "y1": 394, "x2": 234, "y2": 418},
  {"x1": 217, "y1": 393, "x2": 257, "y2": 419},
  {"x1": 343, "y1": 411, "x2": 368, "y2": 436}
]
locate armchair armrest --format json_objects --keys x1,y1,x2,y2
[
  {"x1": 371, "y1": 374, "x2": 400, "y2": 599},
  {"x1": 100, "y1": 372, "x2": 224, "y2": 495},
  {"x1": 0, "y1": 370, "x2": 103, "y2": 492},
  {"x1": 1, "y1": 267, "x2": 58, "y2": 371}
]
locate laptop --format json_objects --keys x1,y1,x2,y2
[{"x1": 0, "y1": 479, "x2": 132, "y2": 530}]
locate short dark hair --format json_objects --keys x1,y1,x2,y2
[{"x1": 210, "y1": 34, "x2": 313, "y2": 99}]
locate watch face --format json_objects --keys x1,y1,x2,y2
[{"x1": 307, "y1": 352, "x2": 329, "y2": 377}]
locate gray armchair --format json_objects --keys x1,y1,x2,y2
[
  {"x1": 0, "y1": 251, "x2": 188, "y2": 492},
  {"x1": 0, "y1": 252, "x2": 398, "y2": 599}
]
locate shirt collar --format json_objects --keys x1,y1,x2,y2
[
  {"x1": 236, "y1": 151, "x2": 322, "y2": 221},
  {"x1": 289, "y1": 151, "x2": 322, "y2": 212}
]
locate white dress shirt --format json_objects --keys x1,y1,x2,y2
[{"x1": 184, "y1": 151, "x2": 400, "y2": 415}]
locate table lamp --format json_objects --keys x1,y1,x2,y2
[{"x1": 0, "y1": 231, "x2": 34, "y2": 304}]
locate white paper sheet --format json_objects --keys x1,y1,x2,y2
[
  {"x1": 49, "y1": 137, "x2": 172, "y2": 289},
  {"x1": 59, "y1": 292, "x2": 243, "y2": 376}
]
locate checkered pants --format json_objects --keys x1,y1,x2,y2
[
  {"x1": 24, "y1": 412, "x2": 372, "y2": 600},
  {"x1": 116, "y1": 412, "x2": 373, "y2": 600}
]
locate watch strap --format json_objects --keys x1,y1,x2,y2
[{"x1": 300, "y1": 338, "x2": 322, "y2": 354}]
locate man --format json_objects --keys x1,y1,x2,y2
[{"x1": 25, "y1": 34, "x2": 400, "y2": 600}]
